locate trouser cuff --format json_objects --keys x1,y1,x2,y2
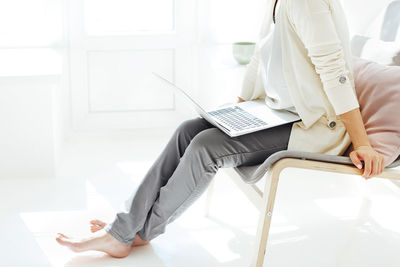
[{"x1": 105, "y1": 224, "x2": 134, "y2": 246}]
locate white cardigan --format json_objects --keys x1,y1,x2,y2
[
  {"x1": 260, "y1": 2, "x2": 298, "y2": 114},
  {"x1": 239, "y1": 0, "x2": 360, "y2": 155}
]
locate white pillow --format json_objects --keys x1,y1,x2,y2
[
  {"x1": 349, "y1": 0, "x2": 400, "y2": 65},
  {"x1": 363, "y1": 0, "x2": 400, "y2": 42},
  {"x1": 360, "y1": 38, "x2": 400, "y2": 65},
  {"x1": 342, "y1": 0, "x2": 394, "y2": 38}
]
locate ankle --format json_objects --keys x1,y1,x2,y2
[
  {"x1": 70, "y1": 241, "x2": 84, "y2": 252},
  {"x1": 105, "y1": 233, "x2": 130, "y2": 247},
  {"x1": 136, "y1": 233, "x2": 148, "y2": 242}
]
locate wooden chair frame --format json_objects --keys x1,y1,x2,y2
[{"x1": 204, "y1": 158, "x2": 400, "y2": 267}]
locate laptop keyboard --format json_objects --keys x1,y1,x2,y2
[{"x1": 208, "y1": 106, "x2": 267, "y2": 131}]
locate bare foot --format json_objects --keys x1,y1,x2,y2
[
  {"x1": 90, "y1": 219, "x2": 150, "y2": 247},
  {"x1": 90, "y1": 219, "x2": 107, "y2": 233},
  {"x1": 55, "y1": 232, "x2": 131, "y2": 258},
  {"x1": 131, "y1": 234, "x2": 150, "y2": 247}
]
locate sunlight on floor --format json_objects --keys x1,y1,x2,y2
[
  {"x1": 116, "y1": 160, "x2": 153, "y2": 182},
  {"x1": 191, "y1": 228, "x2": 241, "y2": 263},
  {"x1": 19, "y1": 180, "x2": 117, "y2": 267},
  {"x1": 370, "y1": 195, "x2": 400, "y2": 234},
  {"x1": 314, "y1": 196, "x2": 364, "y2": 219}
]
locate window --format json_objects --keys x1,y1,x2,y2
[
  {"x1": 0, "y1": 0, "x2": 63, "y2": 47},
  {"x1": 84, "y1": 0, "x2": 175, "y2": 36}
]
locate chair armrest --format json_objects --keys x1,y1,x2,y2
[{"x1": 236, "y1": 150, "x2": 400, "y2": 184}]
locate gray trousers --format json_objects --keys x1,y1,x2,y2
[{"x1": 105, "y1": 116, "x2": 293, "y2": 246}]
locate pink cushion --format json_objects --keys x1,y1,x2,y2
[{"x1": 344, "y1": 57, "x2": 400, "y2": 167}]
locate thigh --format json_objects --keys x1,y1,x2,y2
[
  {"x1": 171, "y1": 117, "x2": 215, "y2": 156},
  {"x1": 176, "y1": 116, "x2": 214, "y2": 137},
  {"x1": 188, "y1": 122, "x2": 294, "y2": 168}
]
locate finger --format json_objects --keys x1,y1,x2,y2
[
  {"x1": 367, "y1": 156, "x2": 375, "y2": 178},
  {"x1": 376, "y1": 157, "x2": 381, "y2": 177},
  {"x1": 363, "y1": 157, "x2": 372, "y2": 178},
  {"x1": 349, "y1": 152, "x2": 363, "y2": 169},
  {"x1": 375, "y1": 156, "x2": 383, "y2": 177},
  {"x1": 370, "y1": 157, "x2": 378, "y2": 178},
  {"x1": 370, "y1": 157, "x2": 376, "y2": 178},
  {"x1": 370, "y1": 157, "x2": 377, "y2": 178},
  {"x1": 380, "y1": 157, "x2": 385, "y2": 174}
]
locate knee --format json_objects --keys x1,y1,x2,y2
[
  {"x1": 188, "y1": 128, "x2": 212, "y2": 148},
  {"x1": 185, "y1": 129, "x2": 222, "y2": 165},
  {"x1": 175, "y1": 117, "x2": 204, "y2": 135}
]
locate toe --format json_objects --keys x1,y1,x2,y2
[
  {"x1": 90, "y1": 219, "x2": 106, "y2": 227},
  {"x1": 90, "y1": 225, "x2": 102, "y2": 233},
  {"x1": 57, "y1": 233, "x2": 69, "y2": 239},
  {"x1": 55, "y1": 235, "x2": 69, "y2": 246},
  {"x1": 55, "y1": 235, "x2": 82, "y2": 252}
]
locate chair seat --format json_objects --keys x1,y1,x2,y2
[{"x1": 233, "y1": 150, "x2": 400, "y2": 184}]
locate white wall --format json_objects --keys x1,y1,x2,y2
[
  {"x1": 0, "y1": 76, "x2": 61, "y2": 179},
  {"x1": 0, "y1": 0, "x2": 66, "y2": 179},
  {"x1": 194, "y1": 0, "x2": 267, "y2": 110}
]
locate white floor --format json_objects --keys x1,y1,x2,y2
[{"x1": 1, "y1": 130, "x2": 400, "y2": 267}]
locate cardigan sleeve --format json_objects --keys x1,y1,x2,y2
[
  {"x1": 238, "y1": 0, "x2": 275, "y2": 101},
  {"x1": 288, "y1": 0, "x2": 359, "y2": 115},
  {"x1": 238, "y1": 43, "x2": 266, "y2": 101}
]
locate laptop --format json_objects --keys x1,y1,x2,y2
[{"x1": 153, "y1": 72, "x2": 301, "y2": 137}]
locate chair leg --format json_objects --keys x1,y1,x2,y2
[
  {"x1": 204, "y1": 175, "x2": 217, "y2": 217},
  {"x1": 250, "y1": 165, "x2": 282, "y2": 267}
]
